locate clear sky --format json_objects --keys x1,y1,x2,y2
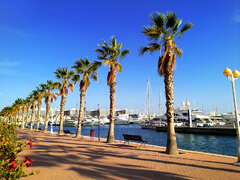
[{"x1": 0, "y1": 0, "x2": 239, "y2": 114}]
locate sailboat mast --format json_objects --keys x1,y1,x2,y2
[
  {"x1": 147, "y1": 79, "x2": 150, "y2": 121},
  {"x1": 158, "y1": 89, "x2": 161, "y2": 115}
]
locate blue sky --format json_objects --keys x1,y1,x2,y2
[{"x1": 0, "y1": 0, "x2": 239, "y2": 114}]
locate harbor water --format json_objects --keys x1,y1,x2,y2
[{"x1": 38, "y1": 124, "x2": 238, "y2": 157}]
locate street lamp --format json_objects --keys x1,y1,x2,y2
[
  {"x1": 50, "y1": 108, "x2": 53, "y2": 135},
  {"x1": 223, "y1": 68, "x2": 240, "y2": 165}
]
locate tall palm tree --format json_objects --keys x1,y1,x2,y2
[
  {"x1": 41, "y1": 80, "x2": 58, "y2": 133},
  {"x1": 72, "y1": 58, "x2": 101, "y2": 138},
  {"x1": 95, "y1": 36, "x2": 130, "y2": 143},
  {"x1": 36, "y1": 85, "x2": 45, "y2": 131},
  {"x1": 140, "y1": 12, "x2": 193, "y2": 155},
  {"x1": 29, "y1": 90, "x2": 38, "y2": 130},
  {"x1": 54, "y1": 67, "x2": 75, "y2": 135}
]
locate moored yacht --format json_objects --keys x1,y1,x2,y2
[
  {"x1": 128, "y1": 114, "x2": 143, "y2": 124},
  {"x1": 115, "y1": 114, "x2": 129, "y2": 125}
]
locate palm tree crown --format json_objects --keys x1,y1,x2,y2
[
  {"x1": 95, "y1": 36, "x2": 129, "y2": 85},
  {"x1": 72, "y1": 57, "x2": 101, "y2": 90},
  {"x1": 40, "y1": 80, "x2": 58, "y2": 104},
  {"x1": 140, "y1": 12, "x2": 193, "y2": 75},
  {"x1": 54, "y1": 67, "x2": 75, "y2": 96}
]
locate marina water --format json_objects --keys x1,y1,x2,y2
[{"x1": 39, "y1": 124, "x2": 238, "y2": 157}]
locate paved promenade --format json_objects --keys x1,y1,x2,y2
[{"x1": 18, "y1": 130, "x2": 240, "y2": 180}]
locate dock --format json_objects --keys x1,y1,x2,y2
[{"x1": 156, "y1": 126, "x2": 237, "y2": 136}]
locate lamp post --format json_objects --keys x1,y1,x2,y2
[
  {"x1": 223, "y1": 68, "x2": 240, "y2": 165},
  {"x1": 50, "y1": 108, "x2": 53, "y2": 135},
  {"x1": 98, "y1": 104, "x2": 100, "y2": 142}
]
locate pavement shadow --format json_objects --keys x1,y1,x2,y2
[{"x1": 18, "y1": 131, "x2": 240, "y2": 180}]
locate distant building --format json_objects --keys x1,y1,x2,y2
[
  {"x1": 62, "y1": 108, "x2": 134, "y2": 118},
  {"x1": 87, "y1": 109, "x2": 109, "y2": 118},
  {"x1": 64, "y1": 108, "x2": 78, "y2": 116},
  {"x1": 116, "y1": 109, "x2": 134, "y2": 116},
  {"x1": 39, "y1": 109, "x2": 60, "y2": 117}
]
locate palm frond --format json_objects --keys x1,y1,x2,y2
[
  {"x1": 178, "y1": 23, "x2": 194, "y2": 37},
  {"x1": 139, "y1": 43, "x2": 161, "y2": 55},
  {"x1": 142, "y1": 26, "x2": 162, "y2": 40},
  {"x1": 173, "y1": 47, "x2": 182, "y2": 57},
  {"x1": 103, "y1": 60, "x2": 112, "y2": 66},
  {"x1": 72, "y1": 74, "x2": 80, "y2": 84},
  {"x1": 91, "y1": 61, "x2": 102, "y2": 70},
  {"x1": 115, "y1": 62, "x2": 122, "y2": 72},
  {"x1": 172, "y1": 19, "x2": 182, "y2": 34},
  {"x1": 165, "y1": 12, "x2": 178, "y2": 29},
  {"x1": 68, "y1": 83, "x2": 74, "y2": 92},
  {"x1": 111, "y1": 36, "x2": 117, "y2": 50},
  {"x1": 94, "y1": 49, "x2": 105, "y2": 56},
  {"x1": 90, "y1": 74, "x2": 98, "y2": 82},
  {"x1": 151, "y1": 12, "x2": 164, "y2": 29},
  {"x1": 119, "y1": 49, "x2": 130, "y2": 59}
]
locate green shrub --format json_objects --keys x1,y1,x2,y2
[{"x1": 0, "y1": 121, "x2": 39, "y2": 179}]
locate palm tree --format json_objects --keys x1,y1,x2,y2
[
  {"x1": 54, "y1": 67, "x2": 75, "y2": 135},
  {"x1": 14, "y1": 98, "x2": 23, "y2": 124},
  {"x1": 41, "y1": 80, "x2": 58, "y2": 133},
  {"x1": 95, "y1": 36, "x2": 130, "y2": 143},
  {"x1": 140, "y1": 12, "x2": 193, "y2": 155},
  {"x1": 36, "y1": 85, "x2": 45, "y2": 131},
  {"x1": 11, "y1": 103, "x2": 18, "y2": 124},
  {"x1": 29, "y1": 90, "x2": 38, "y2": 130},
  {"x1": 0, "y1": 106, "x2": 13, "y2": 123},
  {"x1": 72, "y1": 58, "x2": 101, "y2": 138}
]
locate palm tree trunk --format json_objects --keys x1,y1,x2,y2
[
  {"x1": 26, "y1": 107, "x2": 30, "y2": 128},
  {"x1": 21, "y1": 109, "x2": 25, "y2": 129},
  {"x1": 107, "y1": 71, "x2": 116, "y2": 143},
  {"x1": 14, "y1": 114, "x2": 17, "y2": 124},
  {"x1": 44, "y1": 100, "x2": 50, "y2": 133},
  {"x1": 30, "y1": 102, "x2": 35, "y2": 130},
  {"x1": 17, "y1": 111, "x2": 20, "y2": 123},
  {"x1": 164, "y1": 71, "x2": 179, "y2": 155},
  {"x1": 59, "y1": 95, "x2": 66, "y2": 135},
  {"x1": 75, "y1": 91, "x2": 85, "y2": 138},
  {"x1": 36, "y1": 103, "x2": 41, "y2": 131}
]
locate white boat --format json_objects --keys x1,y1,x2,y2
[
  {"x1": 91, "y1": 118, "x2": 100, "y2": 126},
  {"x1": 63, "y1": 119, "x2": 78, "y2": 127},
  {"x1": 141, "y1": 117, "x2": 166, "y2": 129},
  {"x1": 82, "y1": 118, "x2": 94, "y2": 126},
  {"x1": 100, "y1": 117, "x2": 110, "y2": 124},
  {"x1": 82, "y1": 117, "x2": 102, "y2": 126},
  {"x1": 129, "y1": 114, "x2": 142, "y2": 124},
  {"x1": 221, "y1": 112, "x2": 240, "y2": 126},
  {"x1": 115, "y1": 114, "x2": 129, "y2": 125}
]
